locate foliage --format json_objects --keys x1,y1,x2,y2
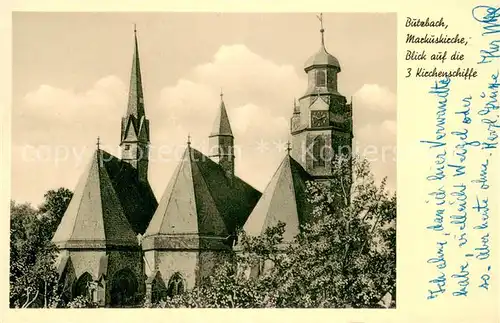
[
  {"x1": 154, "y1": 155, "x2": 396, "y2": 308},
  {"x1": 10, "y1": 188, "x2": 73, "y2": 308},
  {"x1": 38, "y1": 188, "x2": 73, "y2": 237},
  {"x1": 66, "y1": 296, "x2": 99, "y2": 308}
]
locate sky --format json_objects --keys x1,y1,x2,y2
[{"x1": 12, "y1": 12, "x2": 396, "y2": 206}]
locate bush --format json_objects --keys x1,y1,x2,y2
[{"x1": 66, "y1": 296, "x2": 99, "y2": 308}]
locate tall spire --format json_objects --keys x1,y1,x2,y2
[
  {"x1": 126, "y1": 24, "x2": 145, "y2": 119},
  {"x1": 210, "y1": 91, "x2": 233, "y2": 137},
  {"x1": 120, "y1": 25, "x2": 150, "y2": 183}
]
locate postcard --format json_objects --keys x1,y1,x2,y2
[{"x1": 2, "y1": 1, "x2": 498, "y2": 323}]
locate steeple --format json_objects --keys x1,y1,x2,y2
[
  {"x1": 211, "y1": 90, "x2": 233, "y2": 137},
  {"x1": 290, "y1": 14, "x2": 353, "y2": 180},
  {"x1": 126, "y1": 25, "x2": 145, "y2": 119},
  {"x1": 209, "y1": 91, "x2": 235, "y2": 179},
  {"x1": 303, "y1": 13, "x2": 341, "y2": 97},
  {"x1": 304, "y1": 13, "x2": 340, "y2": 72},
  {"x1": 120, "y1": 25, "x2": 150, "y2": 183}
]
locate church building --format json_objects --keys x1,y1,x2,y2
[{"x1": 52, "y1": 16, "x2": 353, "y2": 307}]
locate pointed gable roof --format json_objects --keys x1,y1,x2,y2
[
  {"x1": 52, "y1": 150, "x2": 139, "y2": 249},
  {"x1": 210, "y1": 98, "x2": 233, "y2": 137},
  {"x1": 144, "y1": 146, "x2": 261, "y2": 240},
  {"x1": 243, "y1": 154, "x2": 313, "y2": 242},
  {"x1": 145, "y1": 147, "x2": 227, "y2": 236}
]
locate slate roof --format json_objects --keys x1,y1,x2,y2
[
  {"x1": 52, "y1": 150, "x2": 141, "y2": 249},
  {"x1": 126, "y1": 30, "x2": 145, "y2": 121},
  {"x1": 210, "y1": 98, "x2": 233, "y2": 137},
  {"x1": 144, "y1": 146, "x2": 261, "y2": 239},
  {"x1": 242, "y1": 154, "x2": 313, "y2": 242},
  {"x1": 101, "y1": 150, "x2": 158, "y2": 234},
  {"x1": 121, "y1": 29, "x2": 149, "y2": 143},
  {"x1": 304, "y1": 44, "x2": 341, "y2": 72}
]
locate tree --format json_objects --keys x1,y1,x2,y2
[
  {"x1": 10, "y1": 187, "x2": 73, "y2": 308},
  {"x1": 260, "y1": 154, "x2": 396, "y2": 308},
  {"x1": 38, "y1": 188, "x2": 73, "y2": 238},
  {"x1": 155, "y1": 155, "x2": 396, "y2": 308},
  {"x1": 10, "y1": 201, "x2": 60, "y2": 308}
]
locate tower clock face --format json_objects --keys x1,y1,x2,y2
[{"x1": 311, "y1": 110, "x2": 329, "y2": 128}]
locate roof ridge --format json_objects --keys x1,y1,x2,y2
[
  {"x1": 243, "y1": 153, "x2": 291, "y2": 236},
  {"x1": 190, "y1": 149, "x2": 228, "y2": 234},
  {"x1": 157, "y1": 146, "x2": 192, "y2": 234},
  {"x1": 66, "y1": 151, "x2": 97, "y2": 242},
  {"x1": 259, "y1": 156, "x2": 293, "y2": 234},
  {"x1": 261, "y1": 154, "x2": 289, "y2": 193},
  {"x1": 287, "y1": 156, "x2": 300, "y2": 228}
]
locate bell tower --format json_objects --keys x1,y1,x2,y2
[
  {"x1": 120, "y1": 26, "x2": 150, "y2": 183},
  {"x1": 290, "y1": 14, "x2": 353, "y2": 179}
]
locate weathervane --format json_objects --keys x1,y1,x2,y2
[
  {"x1": 96, "y1": 136, "x2": 100, "y2": 150},
  {"x1": 220, "y1": 88, "x2": 224, "y2": 100},
  {"x1": 187, "y1": 133, "x2": 191, "y2": 147},
  {"x1": 316, "y1": 13, "x2": 325, "y2": 46}
]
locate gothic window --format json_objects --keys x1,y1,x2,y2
[
  {"x1": 315, "y1": 69, "x2": 326, "y2": 87},
  {"x1": 73, "y1": 272, "x2": 93, "y2": 299},
  {"x1": 167, "y1": 272, "x2": 185, "y2": 297},
  {"x1": 110, "y1": 268, "x2": 139, "y2": 307},
  {"x1": 313, "y1": 136, "x2": 326, "y2": 167}
]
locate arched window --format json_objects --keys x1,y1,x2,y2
[
  {"x1": 73, "y1": 272, "x2": 93, "y2": 299},
  {"x1": 167, "y1": 272, "x2": 185, "y2": 297},
  {"x1": 315, "y1": 69, "x2": 326, "y2": 87},
  {"x1": 313, "y1": 136, "x2": 326, "y2": 167},
  {"x1": 151, "y1": 272, "x2": 167, "y2": 304},
  {"x1": 110, "y1": 268, "x2": 139, "y2": 307}
]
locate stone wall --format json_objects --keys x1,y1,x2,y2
[{"x1": 68, "y1": 250, "x2": 106, "y2": 281}]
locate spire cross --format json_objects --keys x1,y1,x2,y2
[
  {"x1": 134, "y1": 23, "x2": 137, "y2": 34},
  {"x1": 286, "y1": 141, "x2": 292, "y2": 154},
  {"x1": 316, "y1": 13, "x2": 325, "y2": 46},
  {"x1": 187, "y1": 133, "x2": 191, "y2": 146},
  {"x1": 96, "y1": 136, "x2": 100, "y2": 150},
  {"x1": 220, "y1": 88, "x2": 224, "y2": 100}
]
